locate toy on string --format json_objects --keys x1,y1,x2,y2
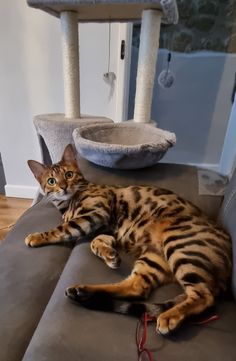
[
  {"x1": 103, "y1": 22, "x2": 116, "y2": 100},
  {"x1": 158, "y1": 34, "x2": 175, "y2": 89},
  {"x1": 158, "y1": 51, "x2": 175, "y2": 89}
]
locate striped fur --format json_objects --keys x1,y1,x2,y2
[{"x1": 26, "y1": 144, "x2": 232, "y2": 335}]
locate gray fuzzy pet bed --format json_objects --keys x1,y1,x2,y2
[{"x1": 73, "y1": 122, "x2": 176, "y2": 169}]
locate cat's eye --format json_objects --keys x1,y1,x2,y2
[
  {"x1": 47, "y1": 178, "x2": 56, "y2": 186},
  {"x1": 65, "y1": 171, "x2": 74, "y2": 179}
]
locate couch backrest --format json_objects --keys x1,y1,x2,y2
[{"x1": 219, "y1": 169, "x2": 236, "y2": 300}]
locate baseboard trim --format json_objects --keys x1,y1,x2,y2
[{"x1": 5, "y1": 185, "x2": 38, "y2": 199}]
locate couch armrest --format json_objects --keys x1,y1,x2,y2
[{"x1": 219, "y1": 169, "x2": 236, "y2": 299}]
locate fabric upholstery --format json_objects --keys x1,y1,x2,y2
[
  {"x1": 0, "y1": 199, "x2": 71, "y2": 361},
  {"x1": 219, "y1": 168, "x2": 236, "y2": 299},
  {"x1": 22, "y1": 243, "x2": 236, "y2": 361},
  {"x1": 27, "y1": 0, "x2": 179, "y2": 24},
  {"x1": 1, "y1": 159, "x2": 226, "y2": 361}
]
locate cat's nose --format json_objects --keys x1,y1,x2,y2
[{"x1": 61, "y1": 185, "x2": 67, "y2": 192}]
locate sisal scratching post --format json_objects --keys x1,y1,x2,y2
[
  {"x1": 134, "y1": 10, "x2": 161, "y2": 124},
  {"x1": 61, "y1": 11, "x2": 80, "y2": 118},
  {"x1": 33, "y1": 11, "x2": 113, "y2": 163}
]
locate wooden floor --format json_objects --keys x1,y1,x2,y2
[{"x1": 0, "y1": 195, "x2": 32, "y2": 242}]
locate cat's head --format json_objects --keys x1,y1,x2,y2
[{"x1": 28, "y1": 144, "x2": 85, "y2": 201}]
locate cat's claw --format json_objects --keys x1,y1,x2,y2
[
  {"x1": 102, "y1": 249, "x2": 121, "y2": 269},
  {"x1": 106, "y1": 254, "x2": 121, "y2": 269}
]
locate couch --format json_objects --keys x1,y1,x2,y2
[{"x1": 1, "y1": 154, "x2": 236, "y2": 361}]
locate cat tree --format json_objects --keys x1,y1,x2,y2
[{"x1": 27, "y1": 0, "x2": 178, "y2": 168}]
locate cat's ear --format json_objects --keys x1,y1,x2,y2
[
  {"x1": 61, "y1": 144, "x2": 78, "y2": 165},
  {"x1": 28, "y1": 160, "x2": 48, "y2": 180}
]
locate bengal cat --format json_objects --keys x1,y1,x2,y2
[{"x1": 26, "y1": 144, "x2": 232, "y2": 335}]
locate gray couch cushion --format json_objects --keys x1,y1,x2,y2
[
  {"x1": 0, "y1": 198, "x2": 71, "y2": 361},
  {"x1": 78, "y1": 156, "x2": 222, "y2": 219},
  {"x1": 219, "y1": 169, "x2": 236, "y2": 299},
  {"x1": 22, "y1": 243, "x2": 236, "y2": 361},
  {"x1": 1, "y1": 160, "x2": 224, "y2": 361}
]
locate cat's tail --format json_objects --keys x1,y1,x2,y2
[
  {"x1": 107, "y1": 299, "x2": 174, "y2": 318},
  {"x1": 66, "y1": 288, "x2": 174, "y2": 318}
]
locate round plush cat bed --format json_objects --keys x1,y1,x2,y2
[{"x1": 73, "y1": 122, "x2": 176, "y2": 169}]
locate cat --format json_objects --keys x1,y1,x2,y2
[{"x1": 26, "y1": 144, "x2": 232, "y2": 335}]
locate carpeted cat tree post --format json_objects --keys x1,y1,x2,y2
[{"x1": 27, "y1": 0, "x2": 178, "y2": 168}]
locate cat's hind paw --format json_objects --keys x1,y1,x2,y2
[
  {"x1": 65, "y1": 285, "x2": 113, "y2": 311},
  {"x1": 156, "y1": 310, "x2": 184, "y2": 335},
  {"x1": 65, "y1": 285, "x2": 89, "y2": 302},
  {"x1": 25, "y1": 233, "x2": 45, "y2": 247}
]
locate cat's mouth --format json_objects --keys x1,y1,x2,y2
[
  {"x1": 48, "y1": 191, "x2": 73, "y2": 201},
  {"x1": 58, "y1": 192, "x2": 72, "y2": 200}
]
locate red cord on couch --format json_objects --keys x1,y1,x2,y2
[{"x1": 136, "y1": 312, "x2": 220, "y2": 361}]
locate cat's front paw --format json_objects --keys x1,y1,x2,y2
[{"x1": 25, "y1": 233, "x2": 45, "y2": 247}]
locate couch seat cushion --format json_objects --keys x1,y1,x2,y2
[
  {"x1": 2, "y1": 161, "x2": 224, "y2": 361},
  {"x1": 78, "y1": 157, "x2": 222, "y2": 219},
  {"x1": 0, "y1": 198, "x2": 71, "y2": 361},
  {"x1": 22, "y1": 243, "x2": 236, "y2": 361}
]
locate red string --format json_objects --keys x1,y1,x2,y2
[
  {"x1": 136, "y1": 313, "x2": 156, "y2": 361},
  {"x1": 136, "y1": 312, "x2": 219, "y2": 361},
  {"x1": 190, "y1": 314, "x2": 220, "y2": 325}
]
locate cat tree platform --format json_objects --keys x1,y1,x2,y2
[
  {"x1": 73, "y1": 122, "x2": 176, "y2": 169},
  {"x1": 27, "y1": 0, "x2": 178, "y2": 24},
  {"x1": 34, "y1": 114, "x2": 113, "y2": 163},
  {"x1": 28, "y1": 0, "x2": 178, "y2": 168}
]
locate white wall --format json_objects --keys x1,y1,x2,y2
[
  {"x1": 0, "y1": 1, "x2": 64, "y2": 198},
  {"x1": 0, "y1": 4, "x2": 129, "y2": 198}
]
